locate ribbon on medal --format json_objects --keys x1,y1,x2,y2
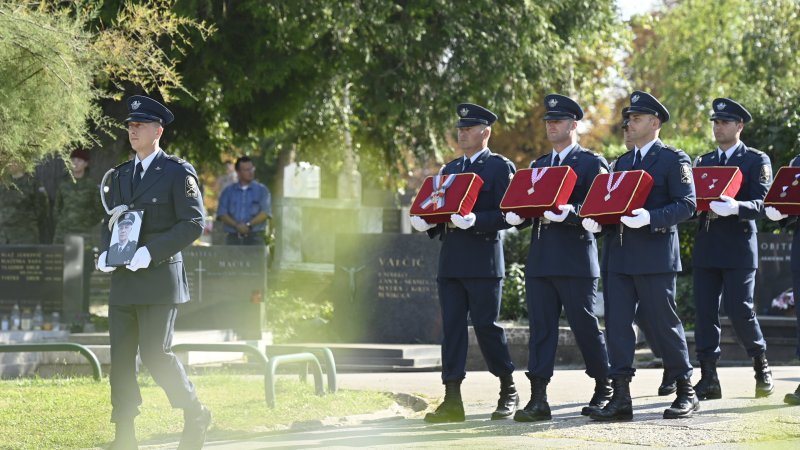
[{"x1": 420, "y1": 174, "x2": 457, "y2": 210}]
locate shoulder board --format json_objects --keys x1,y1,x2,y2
[
  {"x1": 745, "y1": 147, "x2": 765, "y2": 155},
  {"x1": 113, "y1": 160, "x2": 132, "y2": 170},
  {"x1": 664, "y1": 145, "x2": 682, "y2": 154},
  {"x1": 165, "y1": 154, "x2": 187, "y2": 165},
  {"x1": 489, "y1": 153, "x2": 512, "y2": 163}
]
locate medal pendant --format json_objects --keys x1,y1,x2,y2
[
  {"x1": 780, "y1": 192, "x2": 788, "y2": 198},
  {"x1": 793, "y1": 180, "x2": 799, "y2": 186},
  {"x1": 604, "y1": 193, "x2": 611, "y2": 202},
  {"x1": 701, "y1": 173, "x2": 708, "y2": 179},
  {"x1": 527, "y1": 187, "x2": 535, "y2": 195}
]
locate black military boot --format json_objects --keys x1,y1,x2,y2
[
  {"x1": 658, "y1": 369, "x2": 677, "y2": 396},
  {"x1": 784, "y1": 384, "x2": 800, "y2": 406},
  {"x1": 590, "y1": 377, "x2": 632, "y2": 421},
  {"x1": 693, "y1": 360, "x2": 722, "y2": 400},
  {"x1": 109, "y1": 420, "x2": 137, "y2": 450},
  {"x1": 663, "y1": 376, "x2": 699, "y2": 419},
  {"x1": 514, "y1": 373, "x2": 550, "y2": 422},
  {"x1": 581, "y1": 378, "x2": 613, "y2": 416},
  {"x1": 424, "y1": 381, "x2": 465, "y2": 423},
  {"x1": 178, "y1": 404, "x2": 212, "y2": 450},
  {"x1": 491, "y1": 374, "x2": 520, "y2": 420},
  {"x1": 753, "y1": 353, "x2": 774, "y2": 398}
]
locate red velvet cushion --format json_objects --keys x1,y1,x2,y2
[
  {"x1": 579, "y1": 170, "x2": 654, "y2": 224},
  {"x1": 765, "y1": 167, "x2": 800, "y2": 215},
  {"x1": 693, "y1": 167, "x2": 742, "y2": 211},
  {"x1": 500, "y1": 166, "x2": 577, "y2": 218},
  {"x1": 410, "y1": 173, "x2": 484, "y2": 223}
]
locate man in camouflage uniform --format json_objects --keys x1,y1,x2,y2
[
  {"x1": 0, "y1": 163, "x2": 49, "y2": 244},
  {"x1": 53, "y1": 149, "x2": 104, "y2": 243}
]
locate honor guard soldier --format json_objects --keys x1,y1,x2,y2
[
  {"x1": 410, "y1": 103, "x2": 519, "y2": 423},
  {"x1": 582, "y1": 91, "x2": 698, "y2": 420},
  {"x1": 693, "y1": 98, "x2": 773, "y2": 400},
  {"x1": 764, "y1": 158, "x2": 800, "y2": 406},
  {"x1": 504, "y1": 94, "x2": 611, "y2": 421},
  {"x1": 96, "y1": 95, "x2": 211, "y2": 449}
]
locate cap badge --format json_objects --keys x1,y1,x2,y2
[
  {"x1": 631, "y1": 94, "x2": 640, "y2": 103},
  {"x1": 131, "y1": 100, "x2": 141, "y2": 110},
  {"x1": 459, "y1": 107, "x2": 469, "y2": 117},
  {"x1": 548, "y1": 98, "x2": 558, "y2": 108},
  {"x1": 717, "y1": 102, "x2": 727, "y2": 110}
]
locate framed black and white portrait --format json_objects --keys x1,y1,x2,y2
[{"x1": 107, "y1": 210, "x2": 144, "y2": 267}]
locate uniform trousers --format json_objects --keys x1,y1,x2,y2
[
  {"x1": 794, "y1": 270, "x2": 800, "y2": 358},
  {"x1": 525, "y1": 276, "x2": 609, "y2": 379},
  {"x1": 110, "y1": 304, "x2": 200, "y2": 422},
  {"x1": 438, "y1": 277, "x2": 515, "y2": 382},
  {"x1": 606, "y1": 271, "x2": 692, "y2": 380},
  {"x1": 693, "y1": 267, "x2": 767, "y2": 361},
  {"x1": 604, "y1": 270, "x2": 663, "y2": 360}
]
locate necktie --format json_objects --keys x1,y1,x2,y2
[
  {"x1": 553, "y1": 154, "x2": 561, "y2": 167},
  {"x1": 719, "y1": 152, "x2": 727, "y2": 166},
  {"x1": 463, "y1": 158, "x2": 471, "y2": 172},
  {"x1": 632, "y1": 150, "x2": 642, "y2": 170},
  {"x1": 132, "y1": 162, "x2": 143, "y2": 191}
]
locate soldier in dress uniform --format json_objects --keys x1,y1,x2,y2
[
  {"x1": 764, "y1": 158, "x2": 800, "y2": 406},
  {"x1": 692, "y1": 98, "x2": 773, "y2": 400},
  {"x1": 504, "y1": 94, "x2": 611, "y2": 421},
  {"x1": 410, "y1": 103, "x2": 519, "y2": 423},
  {"x1": 107, "y1": 213, "x2": 138, "y2": 265},
  {"x1": 96, "y1": 95, "x2": 211, "y2": 450},
  {"x1": 0, "y1": 162, "x2": 49, "y2": 244},
  {"x1": 617, "y1": 109, "x2": 677, "y2": 398},
  {"x1": 582, "y1": 91, "x2": 698, "y2": 420}
]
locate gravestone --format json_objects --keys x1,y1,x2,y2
[
  {"x1": 0, "y1": 244, "x2": 80, "y2": 321},
  {"x1": 176, "y1": 245, "x2": 267, "y2": 339},
  {"x1": 332, "y1": 233, "x2": 441, "y2": 343},
  {"x1": 755, "y1": 232, "x2": 794, "y2": 316},
  {"x1": 283, "y1": 162, "x2": 321, "y2": 199}
]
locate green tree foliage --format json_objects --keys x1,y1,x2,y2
[
  {"x1": 629, "y1": 0, "x2": 800, "y2": 162},
  {"x1": 0, "y1": 0, "x2": 212, "y2": 175},
  {"x1": 170, "y1": 0, "x2": 626, "y2": 185}
]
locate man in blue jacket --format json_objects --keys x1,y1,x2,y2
[
  {"x1": 505, "y1": 94, "x2": 611, "y2": 421},
  {"x1": 582, "y1": 91, "x2": 698, "y2": 420},
  {"x1": 692, "y1": 98, "x2": 773, "y2": 400},
  {"x1": 411, "y1": 103, "x2": 518, "y2": 423}
]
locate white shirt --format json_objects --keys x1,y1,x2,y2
[
  {"x1": 635, "y1": 138, "x2": 659, "y2": 159},
  {"x1": 551, "y1": 143, "x2": 576, "y2": 165},
  {"x1": 717, "y1": 142, "x2": 740, "y2": 162},
  {"x1": 133, "y1": 148, "x2": 162, "y2": 179},
  {"x1": 464, "y1": 148, "x2": 489, "y2": 165}
]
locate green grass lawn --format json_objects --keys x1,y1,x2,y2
[{"x1": 0, "y1": 373, "x2": 393, "y2": 449}]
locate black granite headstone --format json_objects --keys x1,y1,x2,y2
[
  {"x1": 333, "y1": 233, "x2": 441, "y2": 343},
  {"x1": 755, "y1": 232, "x2": 795, "y2": 316},
  {"x1": 176, "y1": 245, "x2": 267, "y2": 339},
  {"x1": 0, "y1": 245, "x2": 71, "y2": 317}
]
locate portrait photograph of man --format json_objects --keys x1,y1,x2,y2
[{"x1": 107, "y1": 211, "x2": 143, "y2": 266}]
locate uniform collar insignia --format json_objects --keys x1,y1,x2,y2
[
  {"x1": 155, "y1": 166, "x2": 162, "y2": 171},
  {"x1": 131, "y1": 100, "x2": 141, "y2": 110},
  {"x1": 548, "y1": 98, "x2": 558, "y2": 108},
  {"x1": 631, "y1": 94, "x2": 640, "y2": 103},
  {"x1": 459, "y1": 107, "x2": 469, "y2": 117}
]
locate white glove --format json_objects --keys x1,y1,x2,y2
[
  {"x1": 620, "y1": 208, "x2": 651, "y2": 229},
  {"x1": 450, "y1": 212, "x2": 476, "y2": 230},
  {"x1": 709, "y1": 195, "x2": 740, "y2": 217},
  {"x1": 410, "y1": 216, "x2": 435, "y2": 232},
  {"x1": 543, "y1": 204, "x2": 575, "y2": 223},
  {"x1": 504, "y1": 212, "x2": 524, "y2": 226},
  {"x1": 96, "y1": 251, "x2": 116, "y2": 273},
  {"x1": 582, "y1": 218, "x2": 602, "y2": 234},
  {"x1": 126, "y1": 246, "x2": 152, "y2": 272},
  {"x1": 765, "y1": 206, "x2": 788, "y2": 221}
]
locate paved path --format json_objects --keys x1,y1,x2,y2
[{"x1": 198, "y1": 367, "x2": 800, "y2": 449}]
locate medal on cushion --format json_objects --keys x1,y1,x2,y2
[
  {"x1": 527, "y1": 167, "x2": 548, "y2": 195},
  {"x1": 605, "y1": 171, "x2": 627, "y2": 201},
  {"x1": 709, "y1": 178, "x2": 718, "y2": 190},
  {"x1": 793, "y1": 174, "x2": 800, "y2": 186},
  {"x1": 780, "y1": 185, "x2": 789, "y2": 198}
]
